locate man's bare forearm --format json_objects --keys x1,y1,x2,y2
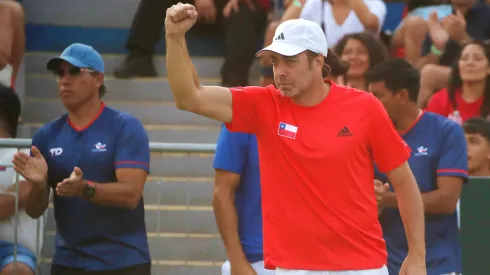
[
  {"x1": 213, "y1": 192, "x2": 249, "y2": 265},
  {"x1": 281, "y1": 5, "x2": 303, "y2": 23},
  {"x1": 393, "y1": 174, "x2": 426, "y2": 257},
  {"x1": 166, "y1": 36, "x2": 201, "y2": 110},
  {"x1": 84, "y1": 181, "x2": 143, "y2": 210},
  {"x1": 382, "y1": 189, "x2": 457, "y2": 214},
  {"x1": 25, "y1": 181, "x2": 50, "y2": 219},
  {"x1": 0, "y1": 184, "x2": 27, "y2": 220}
]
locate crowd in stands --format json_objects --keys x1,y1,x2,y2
[
  {"x1": 113, "y1": 0, "x2": 490, "y2": 128},
  {"x1": 1, "y1": 0, "x2": 490, "y2": 274}
]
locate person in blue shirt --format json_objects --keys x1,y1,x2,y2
[
  {"x1": 366, "y1": 59, "x2": 468, "y2": 275},
  {"x1": 11, "y1": 43, "x2": 151, "y2": 275},
  {"x1": 212, "y1": 125, "x2": 274, "y2": 275}
]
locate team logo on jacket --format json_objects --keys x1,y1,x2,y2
[
  {"x1": 92, "y1": 142, "x2": 107, "y2": 152},
  {"x1": 414, "y1": 146, "x2": 428, "y2": 156}
]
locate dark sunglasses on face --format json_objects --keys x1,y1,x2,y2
[{"x1": 52, "y1": 67, "x2": 96, "y2": 78}]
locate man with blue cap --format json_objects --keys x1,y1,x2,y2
[{"x1": 11, "y1": 43, "x2": 152, "y2": 275}]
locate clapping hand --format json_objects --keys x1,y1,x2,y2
[
  {"x1": 427, "y1": 12, "x2": 449, "y2": 52},
  {"x1": 56, "y1": 166, "x2": 85, "y2": 197},
  {"x1": 442, "y1": 10, "x2": 467, "y2": 42},
  {"x1": 12, "y1": 146, "x2": 47, "y2": 185}
]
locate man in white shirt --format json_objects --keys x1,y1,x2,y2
[
  {"x1": 0, "y1": 84, "x2": 44, "y2": 275},
  {"x1": 298, "y1": 0, "x2": 386, "y2": 47}
]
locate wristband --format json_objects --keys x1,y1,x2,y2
[
  {"x1": 292, "y1": 0, "x2": 303, "y2": 8},
  {"x1": 430, "y1": 44, "x2": 443, "y2": 56}
]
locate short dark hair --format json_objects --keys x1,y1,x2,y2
[
  {"x1": 365, "y1": 58, "x2": 420, "y2": 102},
  {"x1": 463, "y1": 117, "x2": 490, "y2": 141},
  {"x1": 0, "y1": 84, "x2": 21, "y2": 138},
  {"x1": 99, "y1": 83, "x2": 107, "y2": 98}
]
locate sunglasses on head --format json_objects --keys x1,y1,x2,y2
[{"x1": 52, "y1": 67, "x2": 96, "y2": 78}]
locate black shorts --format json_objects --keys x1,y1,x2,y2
[{"x1": 51, "y1": 263, "x2": 151, "y2": 275}]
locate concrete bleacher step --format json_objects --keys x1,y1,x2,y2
[
  {"x1": 142, "y1": 178, "x2": 214, "y2": 206},
  {"x1": 26, "y1": 53, "x2": 253, "y2": 79},
  {"x1": 25, "y1": 53, "x2": 260, "y2": 80},
  {"x1": 149, "y1": 153, "x2": 214, "y2": 178},
  {"x1": 23, "y1": 98, "x2": 220, "y2": 126},
  {"x1": 17, "y1": 123, "x2": 220, "y2": 144},
  {"x1": 26, "y1": 75, "x2": 221, "y2": 102}
]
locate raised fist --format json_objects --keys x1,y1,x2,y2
[{"x1": 165, "y1": 3, "x2": 198, "y2": 38}]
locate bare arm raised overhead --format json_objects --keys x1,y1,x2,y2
[{"x1": 165, "y1": 3, "x2": 233, "y2": 123}]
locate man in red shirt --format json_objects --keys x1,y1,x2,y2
[{"x1": 165, "y1": 4, "x2": 426, "y2": 275}]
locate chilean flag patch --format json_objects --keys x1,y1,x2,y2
[{"x1": 277, "y1": 122, "x2": 298, "y2": 139}]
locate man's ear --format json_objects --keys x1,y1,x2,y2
[{"x1": 397, "y1": 88, "x2": 411, "y2": 103}]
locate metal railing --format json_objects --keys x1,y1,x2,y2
[{"x1": 0, "y1": 138, "x2": 218, "y2": 275}]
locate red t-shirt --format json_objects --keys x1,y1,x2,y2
[
  {"x1": 426, "y1": 88, "x2": 483, "y2": 125},
  {"x1": 226, "y1": 81, "x2": 411, "y2": 270}
]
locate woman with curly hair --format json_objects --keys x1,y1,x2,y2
[{"x1": 333, "y1": 32, "x2": 390, "y2": 90}]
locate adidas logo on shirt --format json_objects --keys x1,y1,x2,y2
[
  {"x1": 336, "y1": 127, "x2": 353, "y2": 137},
  {"x1": 275, "y1": 32, "x2": 285, "y2": 41}
]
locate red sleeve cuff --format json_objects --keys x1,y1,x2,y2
[{"x1": 437, "y1": 169, "x2": 468, "y2": 178}]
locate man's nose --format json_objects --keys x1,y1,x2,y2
[{"x1": 274, "y1": 63, "x2": 288, "y2": 76}]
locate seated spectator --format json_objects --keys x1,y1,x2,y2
[
  {"x1": 460, "y1": 116, "x2": 490, "y2": 227},
  {"x1": 463, "y1": 117, "x2": 490, "y2": 177},
  {"x1": 333, "y1": 32, "x2": 389, "y2": 90},
  {"x1": 426, "y1": 40, "x2": 490, "y2": 124},
  {"x1": 260, "y1": 0, "x2": 386, "y2": 86},
  {"x1": 0, "y1": 0, "x2": 25, "y2": 88},
  {"x1": 295, "y1": 0, "x2": 386, "y2": 46},
  {"x1": 0, "y1": 84, "x2": 45, "y2": 275},
  {"x1": 390, "y1": 0, "x2": 452, "y2": 65},
  {"x1": 417, "y1": 0, "x2": 490, "y2": 106},
  {"x1": 114, "y1": 0, "x2": 268, "y2": 88}
]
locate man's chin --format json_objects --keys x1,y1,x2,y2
[{"x1": 279, "y1": 88, "x2": 297, "y2": 98}]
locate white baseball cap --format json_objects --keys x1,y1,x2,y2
[{"x1": 256, "y1": 19, "x2": 328, "y2": 58}]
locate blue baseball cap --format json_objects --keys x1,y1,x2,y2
[{"x1": 46, "y1": 43, "x2": 105, "y2": 73}]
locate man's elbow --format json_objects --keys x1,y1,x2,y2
[
  {"x1": 212, "y1": 187, "x2": 234, "y2": 209},
  {"x1": 438, "y1": 200, "x2": 459, "y2": 215},
  {"x1": 175, "y1": 98, "x2": 195, "y2": 111},
  {"x1": 124, "y1": 193, "x2": 143, "y2": 210},
  {"x1": 174, "y1": 87, "x2": 202, "y2": 111}
]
